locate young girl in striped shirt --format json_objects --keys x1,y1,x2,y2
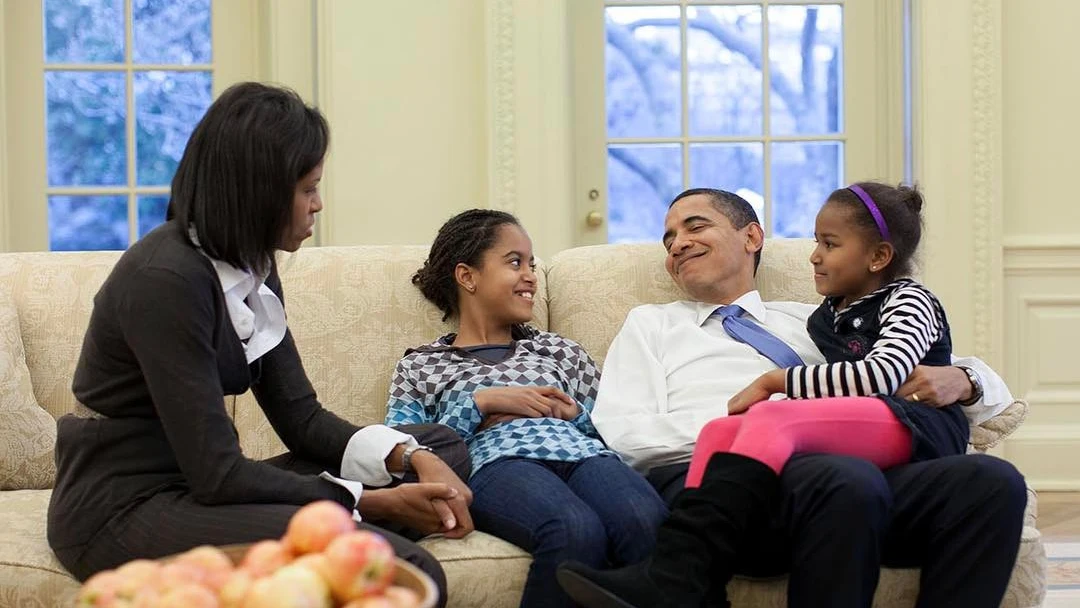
[{"x1": 560, "y1": 182, "x2": 969, "y2": 608}]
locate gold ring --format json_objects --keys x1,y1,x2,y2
[{"x1": 911, "y1": 392, "x2": 920, "y2": 402}]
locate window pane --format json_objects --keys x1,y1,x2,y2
[
  {"x1": 137, "y1": 195, "x2": 170, "y2": 239},
  {"x1": 771, "y1": 141, "x2": 843, "y2": 237},
  {"x1": 44, "y1": 0, "x2": 124, "y2": 63},
  {"x1": 689, "y1": 143, "x2": 765, "y2": 221},
  {"x1": 606, "y1": 6, "x2": 681, "y2": 139},
  {"x1": 768, "y1": 5, "x2": 843, "y2": 135},
  {"x1": 133, "y1": 0, "x2": 212, "y2": 64},
  {"x1": 687, "y1": 6, "x2": 763, "y2": 137},
  {"x1": 136, "y1": 71, "x2": 212, "y2": 186},
  {"x1": 49, "y1": 195, "x2": 128, "y2": 251},
  {"x1": 46, "y1": 71, "x2": 127, "y2": 187},
  {"x1": 608, "y1": 144, "x2": 682, "y2": 243}
]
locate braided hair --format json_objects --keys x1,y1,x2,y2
[{"x1": 414, "y1": 209, "x2": 521, "y2": 321}]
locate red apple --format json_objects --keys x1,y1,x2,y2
[
  {"x1": 239, "y1": 539, "x2": 293, "y2": 578},
  {"x1": 174, "y1": 546, "x2": 234, "y2": 591},
  {"x1": 158, "y1": 562, "x2": 206, "y2": 591},
  {"x1": 112, "y1": 560, "x2": 161, "y2": 600},
  {"x1": 241, "y1": 565, "x2": 332, "y2": 608},
  {"x1": 76, "y1": 570, "x2": 122, "y2": 607},
  {"x1": 217, "y1": 569, "x2": 253, "y2": 608},
  {"x1": 323, "y1": 530, "x2": 395, "y2": 602},
  {"x1": 284, "y1": 500, "x2": 355, "y2": 555},
  {"x1": 341, "y1": 598, "x2": 395, "y2": 608},
  {"x1": 157, "y1": 582, "x2": 219, "y2": 608}
]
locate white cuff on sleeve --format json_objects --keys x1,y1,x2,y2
[
  {"x1": 318, "y1": 472, "x2": 364, "y2": 523},
  {"x1": 340, "y1": 425, "x2": 418, "y2": 487}
]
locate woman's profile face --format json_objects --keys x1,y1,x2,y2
[{"x1": 280, "y1": 161, "x2": 325, "y2": 252}]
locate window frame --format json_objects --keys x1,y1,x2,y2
[
  {"x1": 570, "y1": 0, "x2": 906, "y2": 245},
  {"x1": 0, "y1": 0, "x2": 263, "y2": 252}
]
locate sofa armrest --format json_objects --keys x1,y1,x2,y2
[{"x1": 970, "y1": 400, "x2": 1028, "y2": 452}]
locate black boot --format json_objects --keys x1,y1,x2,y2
[{"x1": 557, "y1": 453, "x2": 780, "y2": 608}]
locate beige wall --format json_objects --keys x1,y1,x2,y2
[
  {"x1": 314, "y1": 1, "x2": 488, "y2": 248},
  {"x1": 997, "y1": 0, "x2": 1080, "y2": 487}
]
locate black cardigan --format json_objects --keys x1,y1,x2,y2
[{"x1": 48, "y1": 221, "x2": 357, "y2": 551}]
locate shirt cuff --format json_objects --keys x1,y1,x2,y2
[
  {"x1": 340, "y1": 424, "x2": 418, "y2": 487},
  {"x1": 318, "y1": 472, "x2": 364, "y2": 523}
]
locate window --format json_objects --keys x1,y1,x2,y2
[
  {"x1": 1, "y1": 0, "x2": 260, "y2": 251},
  {"x1": 571, "y1": 0, "x2": 903, "y2": 245},
  {"x1": 43, "y1": 0, "x2": 212, "y2": 250}
]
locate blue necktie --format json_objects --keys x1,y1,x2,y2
[{"x1": 711, "y1": 305, "x2": 805, "y2": 368}]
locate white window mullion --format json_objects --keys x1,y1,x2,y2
[
  {"x1": 125, "y1": 0, "x2": 137, "y2": 246},
  {"x1": 761, "y1": 0, "x2": 773, "y2": 237},
  {"x1": 680, "y1": 2, "x2": 690, "y2": 190}
]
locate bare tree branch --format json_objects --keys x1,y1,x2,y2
[
  {"x1": 626, "y1": 15, "x2": 805, "y2": 118},
  {"x1": 608, "y1": 146, "x2": 677, "y2": 201}
]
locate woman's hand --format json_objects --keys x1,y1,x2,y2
[
  {"x1": 410, "y1": 450, "x2": 474, "y2": 539},
  {"x1": 357, "y1": 484, "x2": 463, "y2": 536},
  {"x1": 728, "y1": 370, "x2": 786, "y2": 415},
  {"x1": 475, "y1": 386, "x2": 579, "y2": 420}
]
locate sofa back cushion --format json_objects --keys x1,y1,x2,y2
[
  {"x1": 233, "y1": 246, "x2": 550, "y2": 459},
  {"x1": 0, "y1": 252, "x2": 122, "y2": 420},
  {"x1": 545, "y1": 240, "x2": 819, "y2": 367},
  {"x1": 0, "y1": 290, "x2": 56, "y2": 489}
]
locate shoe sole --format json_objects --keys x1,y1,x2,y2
[{"x1": 556, "y1": 568, "x2": 641, "y2": 608}]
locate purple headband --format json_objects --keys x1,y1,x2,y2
[{"x1": 847, "y1": 185, "x2": 891, "y2": 242}]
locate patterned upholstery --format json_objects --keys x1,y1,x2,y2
[{"x1": 0, "y1": 243, "x2": 1046, "y2": 607}]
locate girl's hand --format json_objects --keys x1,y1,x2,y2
[
  {"x1": 727, "y1": 370, "x2": 786, "y2": 415},
  {"x1": 475, "y1": 386, "x2": 578, "y2": 420}
]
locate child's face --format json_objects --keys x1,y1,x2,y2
[
  {"x1": 810, "y1": 201, "x2": 883, "y2": 306},
  {"x1": 467, "y1": 224, "x2": 538, "y2": 327}
]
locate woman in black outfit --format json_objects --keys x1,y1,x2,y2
[{"x1": 46, "y1": 82, "x2": 471, "y2": 606}]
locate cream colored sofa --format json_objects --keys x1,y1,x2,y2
[{"x1": 0, "y1": 240, "x2": 1046, "y2": 607}]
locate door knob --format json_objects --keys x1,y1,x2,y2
[{"x1": 585, "y1": 211, "x2": 604, "y2": 228}]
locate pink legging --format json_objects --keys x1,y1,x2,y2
[{"x1": 685, "y1": 397, "x2": 913, "y2": 489}]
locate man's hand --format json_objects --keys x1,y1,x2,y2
[
  {"x1": 896, "y1": 365, "x2": 972, "y2": 408},
  {"x1": 727, "y1": 370, "x2": 785, "y2": 415},
  {"x1": 357, "y1": 483, "x2": 465, "y2": 537},
  {"x1": 475, "y1": 386, "x2": 578, "y2": 420},
  {"x1": 410, "y1": 450, "x2": 474, "y2": 539}
]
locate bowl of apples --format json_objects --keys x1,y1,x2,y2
[{"x1": 75, "y1": 501, "x2": 436, "y2": 608}]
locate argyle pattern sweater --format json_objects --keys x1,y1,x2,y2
[{"x1": 384, "y1": 326, "x2": 611, "y2": 476}]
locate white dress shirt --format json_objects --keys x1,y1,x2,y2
[
  {"x1": 208, "y1": 257, "x2": 415, "y2": 519},
  {"x1": 591, "y1": 291, "x2": 1014, "y2": 473}
]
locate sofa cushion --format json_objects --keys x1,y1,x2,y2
[
  {"x1": 0, "y1": 489, "x2": 80, "y2": 606},
  {"x1": 419, "y1": 532, "x2": 529, "y2": 608},
  {"x1": 0, "y1": 292, "x2": 55, "y2": 490},
  {"x1": 233, "y1": 246, "x2": 550, "y2": 459},
  {"x1": 971, "y1": 399, "x2": 1028, "y2": 451}
]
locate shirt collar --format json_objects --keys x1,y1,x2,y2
[{"x1": 694, "y1": 290, "x2": 767, "y2": 326}]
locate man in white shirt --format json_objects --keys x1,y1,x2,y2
[{"x1": 567, "y1": 189, "x2": 1025, "y2": 607}]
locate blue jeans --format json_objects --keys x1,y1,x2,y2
[{"x1": 469, "y1": 455, "x2": 668, "y2": 608}]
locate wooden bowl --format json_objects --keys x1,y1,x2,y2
[{"x1": 190, "y1": 544, "x2": 438, "y2": 608}]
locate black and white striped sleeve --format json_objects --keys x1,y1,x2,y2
[{"x1": 786, "y1": 285, "x2": 945, "y2": 399}]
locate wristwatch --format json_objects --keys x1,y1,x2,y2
[
  {"x1": 956, "y1": 366, "x2": 984, "y2": 406},
  {"x1": 402, "y1": 444, "x2": 434, "y2": 473}
]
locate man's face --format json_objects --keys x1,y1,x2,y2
[{"x1": 662, "y1": 195, "x2": 762, "y2": 303}]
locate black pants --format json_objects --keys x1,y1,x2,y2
[
  {"x1": 647, "y1": 453, "x2": 1026, "y2": 608},
  {"x1": 57, "y1": 424, "x2": 468, "y2": 607}
]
